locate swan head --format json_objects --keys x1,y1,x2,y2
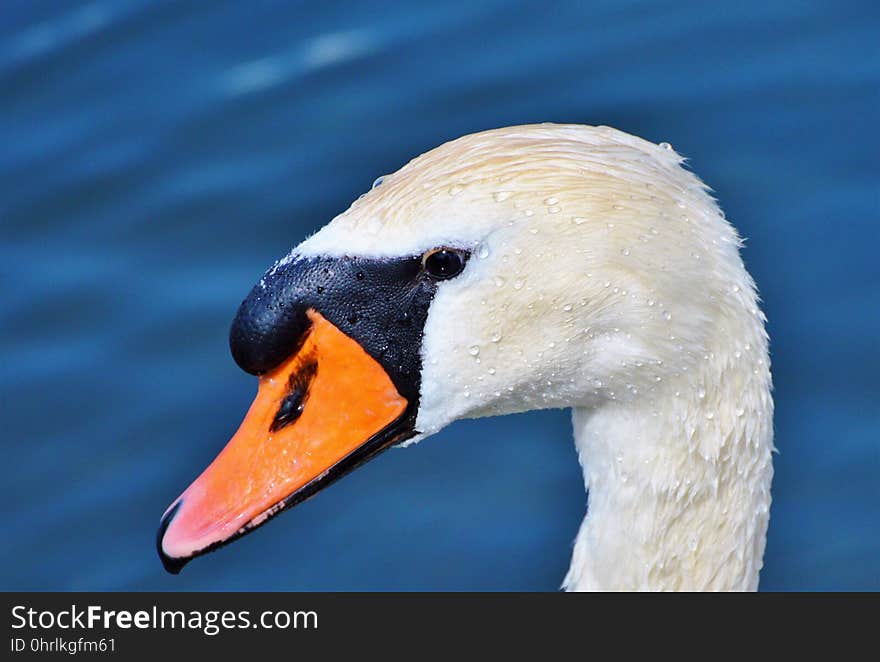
[{"x1": 158, "y1": 124, "x2": 764, "y2": 573}]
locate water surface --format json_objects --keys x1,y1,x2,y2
[{"x1": 1, "y1": 0, "x2": 878, "y2": 590}]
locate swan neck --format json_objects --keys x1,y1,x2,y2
[{"x1": 564, "y1": 347, "x2": 774, "y2": 591}]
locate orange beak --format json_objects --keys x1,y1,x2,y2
[{"x1": 158, "y1": 310, "x2": 410, "y2": 572}]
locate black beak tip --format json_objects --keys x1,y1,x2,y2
[{"x1": 156, "y1": 501, "x2": 189, "y2": 575}]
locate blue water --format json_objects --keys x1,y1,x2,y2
[{"x1": 1, "y1": 0, "x2": 878, "y2": 591}]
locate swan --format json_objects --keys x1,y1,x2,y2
[{"x1": 158, "y1": 124, "x2": 774, "y2": 591}]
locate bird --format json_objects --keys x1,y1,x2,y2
[{"x1": 157, "y1": 123, "x2": 774, "y2": 591}]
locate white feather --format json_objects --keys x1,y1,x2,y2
[{"x1": 293, "y1": 124, "x2": 773, "y2": 591}]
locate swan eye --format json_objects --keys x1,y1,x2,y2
[{"x1": 422, "y1": 248, "x2": 467, "y2": 280}]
